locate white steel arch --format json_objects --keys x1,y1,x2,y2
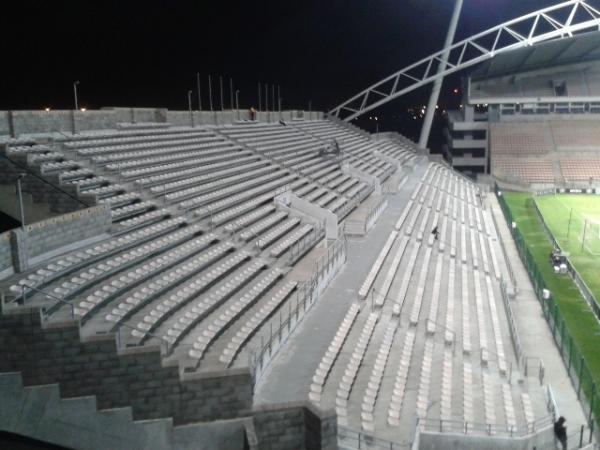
[{"x1": 330, "y1": 0, "x2": 600, "y2": 121}]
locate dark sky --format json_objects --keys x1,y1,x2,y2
[{"x1": 1, "y1": 0, "x2": 564, "y2": 114}]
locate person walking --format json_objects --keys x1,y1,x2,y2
[{"x1": 554, "y1": 416, "x2": 567, "y2": 450}]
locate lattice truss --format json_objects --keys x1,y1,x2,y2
[{"x1": 330, "y1": 0, "x2": 600, "y2": 121}]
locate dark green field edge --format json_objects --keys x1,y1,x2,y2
[{"x1": 499, "y1": 191, "x2": 600, "y2": 432}]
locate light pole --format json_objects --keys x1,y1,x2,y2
[
  {"x1": 73, "y1": 81, "x2": 80, "y2": 111},
  {"x1": 235, "y1": 90, "x2": 240, "y2": 121},
  {"x1": 187, "y1": 90, "x2": 194, "y2": 127},
  {"x1": 418, "y1": 0, "x2": 463, "y2": 150},
  {"x1": 196, "y1": 73, "x2": 202, "y2": 111},
  {"x1": 16, "y1": 174, "x2": 26, "y2": 230}
]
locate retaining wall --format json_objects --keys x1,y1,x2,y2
[
  {"x1": 0, "y1": 108, "x2": 324, "y2": 137},
  {"x1": 252, "y1": 402, "x2": 337, "y2": 450},
  {"x1": 0, "y1": 302, "x2": 253, "y2": 425},
  {"x1": 0, "y1": 205, "x2": 111, "y2": 274}
]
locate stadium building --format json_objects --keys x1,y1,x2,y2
[{"x1": 1, "y1": 1, "x2": 600, "y2": 450}]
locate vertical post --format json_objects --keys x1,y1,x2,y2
[
  {"x1": 229, "y1": 78, "x2": 234, "y2": 111},
  {"x1": 236, "y1": 90, "x2": 240, "y2": 121},
  {"x1": 73, "y1": 80, "x2": 80, "y2": 111},
  {"x1": 219, "y1": 76, "x2": 224, "y2": 111},
  {"x1": 581, "y1": 219, "x2": 588, "y2": 252},
  {"x1": 567, "y1": 207, "x2": 573, "y2": 239},
  {"x1": 277, "y1": 85, "x2": 281, "y2": 111},
  {"x1": 258, "y1": 82, "x2": 262, "y2": 111},
  {"x1": 16, "y1": 174, "x2": 25, "y2": 230},
  {"x1": 418, "y1": 0, "x2": 464, "y2": 150},
  {"x1": 187, "y1": 90, "x2": 194, "y2": 127},
  {"x1": 208, "y1": 75, "x2": 213, "y2": 111},
  {"x1": 272, "y1": 84, "x2": 275, "y2": 112},
  {"x1": 265, "y1": 83, "x2": 269, "y2": 112},
  {"x1": 196, "y1": 72, "x2": 202, "y2": 111}
]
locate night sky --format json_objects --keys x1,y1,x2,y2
[{"x1": 1, "y1": 0, "x2": 566, "y2": 140}]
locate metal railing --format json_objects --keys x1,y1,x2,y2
[
  {"x1": 416, "y1": 415, "x2": 555, "y2": 438},
  {"x1": 337, "y1": 425, "x2": 411, "y2": 449},
  {"x1": 500, "y1": 278, "x2": 524, "y2": 364},
  {"x1": 248, "y1": 236, "x2": 347, "y2": 387}
]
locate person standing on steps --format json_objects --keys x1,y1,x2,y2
[{"x1": 431, "y1": 225, "x2": 439, "y2": 240}]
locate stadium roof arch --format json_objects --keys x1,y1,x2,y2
[{"x1": 329, "y1": 0, "x2": 600, "y2": 122}]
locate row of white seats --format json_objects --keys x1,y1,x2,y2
[
  {"x1": 426, "y1": 249, "x2": 444, "y2": 334},
  {"x1": 219, "y1": 281, "x2": 298, "y2": 367},
  {"x1": 123, "y1": 153, "x2": 256, "y2": 181},
  {"x1": 64, "y1": 129, "x2": 214, "y2": 149},
  {"x1": 485, "y1": 275, "x2": 508, "y2": 375},
  {"x1": 111, "y1": 201, "x2": 155, "y2": 221},
  {"x1": 358, "y1": 231, "x2": 398, "y2": 299},
  {"x1": 257, "y1": 218, "x2": 301, "y2": 249},
  {"x1": 183, "y1": 174, "x2": 297, "y2": 213},
  {"x1": 188, "y1": 266, "x2": 285, "y2": 363},
  {"x1": 75, "y1": 233, "x2": 219, "y2": 319},
  {"x1": 105, "y1": 148, "x2": 251, "y2": 172},
  {"x1": 309, "y1": 303, "x2": 361, "y2": 403},
  {"x1": 223, "y1": 205, "x2": 276, "y2": 233},
  {"x1": 409, "y1": 247, "x2": 433, "y2": 326},
  {"x1": 483, "y1": 372, "x2": 497, "y2": 433},
  {"x1": 502, "y1": 384, "x2": 517, "y2": 432},
  {"x1": 129, "y1": 251, "x2": 252, "y2": 343},
  {"x1": 464, "y1": 362, "x2": 475, "y2": 424},
  {"x1": 117, "y1": 209, "x2": 169, "y2": 230},
  {"x1": 93, "y1": 141, "x2": 232, "y2": 164},
  {"x1": 374, "y1": 236, "x2": 409, "y2": 307},
  {"x1": 415, "y1": 339, "x2": 434, "y2": 418},
  {"x1": 388, "y1": 329, "x2": 416, "y2": 426},
  {"x1": 361, "y1": 321, "x2": 397, "y2": 432},
  {"x1": 162, "y1": 258, "x2": 266, "y2": 346},
  {"x1": 166, "y1": 167, "x2": 279, "y2": 202},
  {"x1": 79, "y1": 135, "x2": 223, "y2": 156},
  {"x1": 148, "y1": 160, "x2": 269, "y2": 194},
  {"x1": 440, "y1": 348, "x2": 453, "y2": 422},
  {"x1": 98, "y1": 192, "x2": 141, "y2": 208},
  {"x1": 336, "y1": 312, "x2": 379, "y2": 425},
  {"x1": 8, "y1": 217, "x2": 187, "y2": 298},
  {"x1": 240, "y1": 211, "x2": 288, "y2": 241},
  {"x1": 106, "y1": 241, "x2": 233, "y2": 326},
  {"x1": 51, "y1": 223, "x2": 203, "y2": 300},
  {"x1": 135, "y1": 155, "x2": 261, "y2": 187},
  {"x1": 270, "y1": 224, "x2": 314, "y2": 258},
  {"x1": 473, "y1": 269, "x2": 489, "y2": 363}
]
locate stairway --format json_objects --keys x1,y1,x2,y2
[{"x1": 0, "y1": 372, "x2": 247, "y2": 450}]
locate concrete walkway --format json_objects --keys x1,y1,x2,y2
[
  {"x1": 489, "y1": 195, "x2": 588, "y2": 431},
  {"x1": 253, "y1": 164, "x2": 423, "y2": 406}
]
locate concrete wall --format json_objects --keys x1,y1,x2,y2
[
  {"x1": 4, "y1": 205, "x2": 112, "y2": 273},
  {"x1": 0, "y1": 108, "x2": 323, "y2": 137},
  {"x1": 22, "y1": 205, "x2": 111, "y2": 259},
  {"x1": 0, "y1": 233, "x2": 13, "y2": 279},
  {"x1": 0, "y1": 205, "x2": 110, "y2": 276},
  {"x1": 252, "y1": 402, "x2": 337, "y2": 450},
  {"x1": 0, "y1": 304, "x2": 253, "y2": 425}
]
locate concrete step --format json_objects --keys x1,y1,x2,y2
[{"x1": 0, "y1": 371, "x2": 245, "y2": 450}]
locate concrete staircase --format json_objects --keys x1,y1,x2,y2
[{"x1": 0, "y1": 372, "x2": 247, "y2": 450}]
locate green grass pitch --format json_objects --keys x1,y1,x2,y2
[
  {"x1": 535, "y1": 194, "x2": 600, "y2": 302},
  {"x1": 504, "y1": 193, "x2": 600, "y2": 414}
]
